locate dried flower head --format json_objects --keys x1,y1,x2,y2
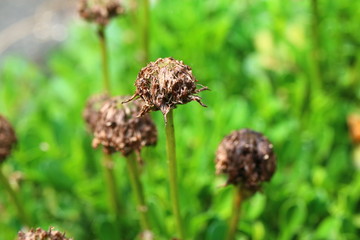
[
  {"x1": 18, "y1": 227, "x2": 73, "y2": 240},
  {"x1": 78, "y1": 0, "x2": 124, "y2": 26},
  {"x1": 83, "y1": 94, "x2": 111, "y2": 134},
  {"x1": 215, "y1": 129, "x2": 276, "y2": 192},
  {"x1": 92, "y1": 96, "x2": 157, "y2": 158},
  {"x1": 0, "y1": 115, "x2": 17, "y2": 163},
  {"x1": 125, "y1": 57, "x2": 209, "y2": 119}
]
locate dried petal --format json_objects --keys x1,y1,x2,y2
[
  {"x1": 125, "y1": 57, "x2": 209, "y2": 120},
  {"x1": 215, "y1": 129, "x2": 276, "y2": 192},
  {"x1": 78, "y1": 0, "x2": 124, "y2": 26},
  {"x1": 83, "y1": 93, "x2": 111, "y2": 134},
  {"x1": 18, "y1": 227, "x2": 73, "y2": 240},
  {"x1": 0, "y1": 115, "x2": 17, "y2": 163},
  {"x1": 92, "y1": 96, "x2": 157, "y2": 157}
]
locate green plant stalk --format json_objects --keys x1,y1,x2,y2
[
  {"x1": 98, "y1": 26, "x2": 111, "y2": 94},
  {"x1": 141, "y1": 0, "x2": 150, "y2": 65},
  {"x1": 310, "y1": 0, "x2": 322, "y2": 90},
  {"x1": 165, "y1": 110, "x2": 185, "y2": 239},
  {"x1": 0, "y1": 166, "x2": 30, "y2": 226},
  {"x1": 102, "y1": 155, "x2": 121, "y2": 218},
  {"x1": 226, "y1": 186, "x2": 243, "y2": 240},
  {"x1": 98, "y1": 24, "x2": 122, "y2": 226},
  {"x1": 125, "y1": 154, "x2": 151, "y2": 232}
]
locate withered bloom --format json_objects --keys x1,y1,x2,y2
[
  {"x1": 92, "y1": 96, "x2": 157, "y2": 158},
  {"x1": 0, "y1": 115, "x2": 17, "y2": 163},
  {"x1": 215, "y1": 129, "x2": 276, "y2": 193},
  {"x1": 83, "y1": 94, "x2": 111, "y2": 134},
  {"x1": 78, "y1": 0, "x2": 124, "y2": 26},
  {"x1": 18, "y1": 227, "x2": 73, "y2": 240},
  {"x1": 125, "y1": 57, "x2": 209, "y2": 119}
]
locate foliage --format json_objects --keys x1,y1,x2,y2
[{"x1": 1, "y1": 0, "x2": 360, "y2": 239}]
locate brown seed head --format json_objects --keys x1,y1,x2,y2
[
  {"x1": 0, "y1": 115, "x2": 17, "y2": 163},
  {"x1": 78, "y1": 0, "x2": 124, "y2": 26},
  {"x1": 83, "y1": 94, "x2": 111, "y2": 134},
  {"x1": 18, "y1": 227, "x2": 73, "y2": 240},
  {"x1": 125, "y1": 57, "x2": 209, "y2": 119},
  {"x1": 215, "y1": 129, "x2": 276, "y2": 193},
  {"x1": 92, "y1": 96, "x2": 157, "y2": 157}
]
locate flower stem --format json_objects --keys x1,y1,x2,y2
[
  {"x1": 310, "y1": 0, "x2": 322, "y2": 90},
  {"x1": 141, "y1": 0, "x2": 150, "y2": 65},
  {"x1": 125, "y1": 154, "x2": 151, "y2": 232},
  {"x1": 98, "y1": 26, "x2": 111, "y2": 94},
  {"x1": 165, "y1": 110, "x2": 185, "y2": 239},
  {"x1": 0, "y1": 166, "x2": 30, "y2": 226},
  {"x1": 226, "y1": 186, "x2": 243, "y2": 240},
  {"x1": 103, "y1": 155, "x2": 121, "y2": 215}
]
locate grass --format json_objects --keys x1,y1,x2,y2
[{"x1": 1, "y1": 0, "x2": 360, "y2": 239}]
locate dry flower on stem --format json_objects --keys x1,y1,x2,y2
[
  {"x1": 91, "y1": 96, "x2": 157, "y2": 235},
  {"x1": 125, "y1": 57, "x2": 209, "y2": 239},
  {"x1": 79, "y1": 0, "x2": 124, "y2": 232},
  {"x1": 78, "y1": 0, "x2": 124, "y2": 26},
  {"x1": 78, "y1": 0, "x2": 124, "y2": 94},
  {"x1": 18, "y1": 227, "x2": 72, "y2": 240},
  {"x1": 215, "y1": 129, "x2": 276, "y2": 240},
  {"x1": 0, "y1": 115, "x2": 17, "y2": 163},
  {"x1": 0, "y1": 115, "x2": 30, "y2": 227}
]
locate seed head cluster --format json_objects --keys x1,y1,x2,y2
[
  {"x1": 78, "y1": 0, "x2": 124, "y2": 26},
  {"x1": 215, "y1": 129, "x2": 276, "y2": 192},
  {"x1": 90, "y1": 96, "x2": 157, "y2": 157},
  {"x1": 125, "y1": 57, "x2": 209, "y2": 119},
  {"x1": 18, "y1": 227, "x2": 72, "y2": 240},
  {"x1": 0, "y1": 115, "x2": 17, "y2": 163}
]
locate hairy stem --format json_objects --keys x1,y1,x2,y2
[
  {"x1": 125, "y1": 154, "x2": 151, "y2": 232},
  {"x1": 0, "y1": 166, "x2": 30, "y2": 226},
  {"x1": 226, "y1": 187, "x2": 243, "y2": 240},
  {"x1": 98, "y1": 26, "x2": 111, "y2": 94},
  {"x1": 165, "y1": 110, "x2": 185, "y2": 239}
]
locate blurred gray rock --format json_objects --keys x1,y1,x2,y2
[{"x1": 0, "y1": 0, "x2": 76, "y2": 63}]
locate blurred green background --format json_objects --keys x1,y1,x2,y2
[{"x1": 1, "y1": 0, "x2": 360, "y2": 239}]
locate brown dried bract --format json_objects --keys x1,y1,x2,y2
[
  {"x1": 83, "y1": 93, "x2": 111, "y2": 134},
  {"x1": 78, "y1": 0, "x2": 124, "y2": 26},
  {"x1": 0, "y1": 115, "x2": 17, "y2": 163},
  {"x1": 125, "y1": 57, "x2": 209, "y2": 120},
  {"x1": 18, "y1": 227, "x2": 73, "y2": 240},
  {"x1": 215, "y1": 129, "x2": 276, "y2": 192},
  {"x1": 92, "y1": 96, "x2": 157, "y2": 157}
]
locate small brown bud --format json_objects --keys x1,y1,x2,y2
[
  {"x1": 215, "y1": 129, "x2": 276, "y2": 193},
  {"x1": 125, "y1": 57, "x2": 209, "y2": 119},
  {"x1": 92, "y1": 96, "x2": 157, "y2": 157},
  {"x1": 83, "y1": 94, "x2": 111, "y2": 134},
  {"x1": 78, "y1": 0, "x2": 124, "y2": 26},
  {"x1": 18, "y1": 227, "x2": 73, "y2": 240},
  {"x1": 0, "y1": 115, "x2": 17, "y2": 163}
]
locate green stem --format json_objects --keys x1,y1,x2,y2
[
  {"x1": 226, "y1": 187, "x2": 243, "y2": 240},
  {"x1": 125, "y1": 154, "x2": 151, "y2": 232},
  {"x1": 310, "y1": 0, "x2": 322, "y2": 90},
  {"x1": 102, "y1": 155, "x2": 122, "y2": 222},
  {"x1": 165, "y1": 110, "x2": 185, "y2": 239},
  {"x1": 98, "y1": 26, "x2": 111, "y2": 94},
  {"x1": 0, "y1": 166, "x2": 30, "y2": 226},
  {"x1": 141, "y1": 0, "x2": 150, "y2": 65}
]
